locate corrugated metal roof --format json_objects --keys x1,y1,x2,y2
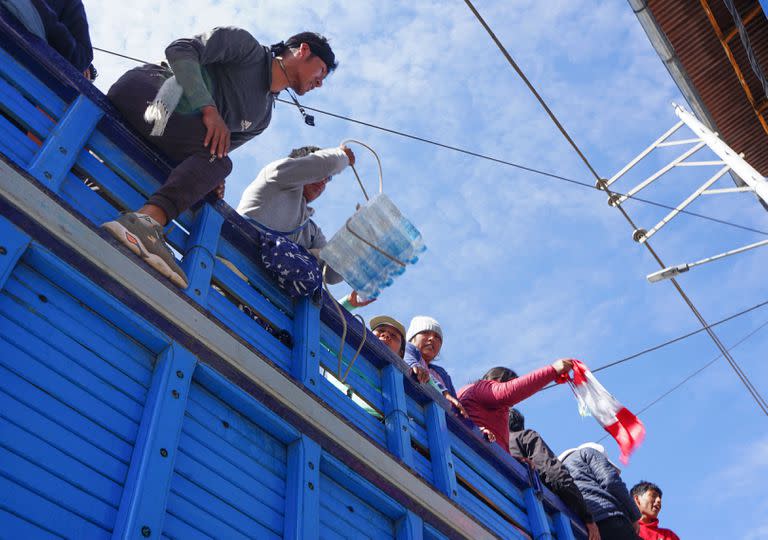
[{"x1": 646, "y1": 0, "x2": 768, "y2": 175}]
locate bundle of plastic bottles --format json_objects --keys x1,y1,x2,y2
[{"x1": 320, "y1": 193, "x2": 426, "y2": 300}]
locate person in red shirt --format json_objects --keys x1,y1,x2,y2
[
  {"x1": 631, "y1": 481, "x2": 679, "y2": 540},
  {"x1": 457, "y1": 359, "x2": 573, "y2": 452}
]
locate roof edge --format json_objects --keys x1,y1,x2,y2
[{"x1": 628, "y1": 0, "x2": 748, "y2": 187}]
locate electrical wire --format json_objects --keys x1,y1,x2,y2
[
  {"x1": 93, "y1": 46, "x2": 152, "y2": 65},
  {"x1": 537, "y1": 294, "x2": 768, "y2": 393},
  {"x1": 91, "y1": 45, "x2": 768, "y2": 237},
  {"x1": 463, "y1": 0, "x2": 768, "y2": 414},
  {"x1": 596, "y1": 318, "x2": 768, "y2": 443},
  {"x1": 276, "y1": 98, "x2": 768, "y2": 237}
]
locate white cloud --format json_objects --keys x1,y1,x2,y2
[{"x1": 702, "y1": 435, "x2": 768, "y2": 501}]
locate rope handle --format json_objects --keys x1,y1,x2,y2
[
  {"x1": 323, "y1": 266, "x2": 368, "y2": 384},
  {"x1": 336, "y1": 140, "x2": 407, "y2": 268},
  {"x1": 340, "y1": 139, "x2": 384, "y2": 200}
]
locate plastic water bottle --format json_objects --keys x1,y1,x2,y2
[{"x1": 320, "y1": 194, "x2": 426, "y2": 300}]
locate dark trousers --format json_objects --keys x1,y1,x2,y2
[
  {"x1": 107, "y1": 64, "x2": 233, "y2": 222},
  {"x1": 597, "y1": 516, "x2": 639, "y2": 540}
]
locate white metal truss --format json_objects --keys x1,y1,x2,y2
[{"x1": 599, "y1": 104, "x2": 768, "y2": 282}]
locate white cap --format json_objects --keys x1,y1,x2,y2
[
  {"x1": 558, "y1": 442, "x2": 620, "y2": 469},
  {"x1": 406, "y1": 316, "x2": 443, "y2": 342}
]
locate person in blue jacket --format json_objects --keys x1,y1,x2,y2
[
  {"x1": 0, "y1": 0, "x2": 95, "y2": 77},
  {"x1": 560, "y1": 443, "x2": 641, "y2": 540}
]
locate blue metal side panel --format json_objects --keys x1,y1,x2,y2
[
  {"x1": 411, "y1": 450, "x2": 435, "y2": 484},
  {"x1": 319, "y1": 453, "x2": 401, "y2": 540},
  {"x1": 454, "y1": 482, "x2": 529, "y2": 540},
  {"x1": 0, "y1": 217, "x2": 30, "y2": 290},
  {"x1": 424, "y1": 403, "x2": 458, "y2": 500},
  {"x1": 396, "y1": 512, "x2": 423, "y2": 540},
  {"x1": 524, "y1": 487, "x2": 554, "y2": 540},
  {"x1": 316, "y1": 342, "x2": 385, "y2": 412},
  {"x1": 0, "y1": 46, "x2": 67, "y2": 119},
  {"x1": 207, "y1": 291, "x2": 292, "y2": 369},
  {"x1": 452, "y1": 453, "x2": 528, "y2": 526},
  {"x1": 291, "y1": 296, "x2": 320, "y2": 387},
  {"x1": 284, "y1": 435, "x2": 321, "y2": 540},
  {"x1": 313, "y1": 376, "x2": 387, "y2": 446},
  {"x1": 0, "y1": 65, "x2": 58, "y2": 135},
  {"x1": 182, "y1": 204, "x2": 223, "y2": 307},
  {"x1": 212, "y1": 256, "x2": 293, "y2": 332},
  {"x1": 319, "y1": 323, "x2": 383, "y2": 389},
  {"x1": 449, "y1": 431, "x2": 525, "y2": 503},
  {"x1": 164, "y1": 378, "x2": 288, "y2": 540},
  {"x1": 382, "y1": 364, "x2": 413, "y2": 467},
  {"x1": 215, "y1": 236, "x2": 292, "y2": 315},
  {"x1": 553, "y1": 511, "x2": 578, "y2": 540},
  {"x1": 423, "y1": 523, "x2": 449, "y2": 540},
  {"x1": 0, "y1": 247, "x2": 158, "y2": 538},
  {"x1": 26, "y1": 95, "x2": 103, "y2": 191},
  {"x1": 113, "y1": 344, "x2": 197, "y2": 539}
]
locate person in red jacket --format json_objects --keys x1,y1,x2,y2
[
  {"x1": 457, "y1": 359, "x2": 573, "y2": 452},
  {"x1": 631, "y1": 481, "x2": 679, "y2": 540}
]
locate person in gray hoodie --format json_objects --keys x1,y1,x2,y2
[
  {"x1": 237, "y1": 144, "x2": 358, "y2": 288},
  {"x1": 103, "y1": 29, "x2": 336, "y2": 288},
  {"x1": 559, "y1": 443, "x2": 640, "y2": 540}
]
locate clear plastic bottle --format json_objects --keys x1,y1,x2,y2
[{"x1": 320, "y1": 193, "x2": 426, "y2": 299}]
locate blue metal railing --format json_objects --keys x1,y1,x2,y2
[{"x1": 0, "y1": 12, "x2": 585, "y2": 540}]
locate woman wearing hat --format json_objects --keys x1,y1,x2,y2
[
  {"x1": 403, "y1": 316, "x2": 467, "y2": 418},
  {"x1": 369, "y1": 315, "x2": 407, "y2": 358}
]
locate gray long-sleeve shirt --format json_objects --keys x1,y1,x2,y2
[
  {"x1": 237, "y1": 147, "x2": 350, "y2": 284},
  {"x1": 165, "y1": 26, "x2": 274, "y2": 148}
]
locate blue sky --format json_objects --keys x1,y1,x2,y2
[{"x1": 88, "y1": 1, "x2": 768, "y2": 537}]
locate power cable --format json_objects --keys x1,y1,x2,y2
[
  {"x1": 537, "y1": 294, "x2": 768, "y2": 393},
  {"x1": 596, "y1": 318, "x2": 768, "y2": 443},
  {"x1": 463, "y1": 0, "x2": 768, "y2": 414},
  {"x1": 92, "y1": 46, "x2": 151, "y2": 65},
  {"x1": 91, "y1": 46, "x2": 768, "y2": 237},
  {"x1": 592, "y1": 295, "x2": 768, "y2": 374},
  {"x1": 275, "y1": 98, "x2": 768, "y2": 236}
]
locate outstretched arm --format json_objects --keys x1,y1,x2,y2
[
  {"x1": 266, "y1": 146, "x2": 352, "y2": 189},
  {"x1": 479, "y1": 359, "x2": 572, "y2": 407}
]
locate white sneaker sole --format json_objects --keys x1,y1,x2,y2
[{"x1": 102, "y1": 220, "x2": 189, "y2": 288}]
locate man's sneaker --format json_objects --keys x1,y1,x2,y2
[{"x1": 102, "y1": 212, "x2": 189, "y2": 288}]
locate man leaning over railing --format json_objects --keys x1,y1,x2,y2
[{"x1": 102, "y1": 28, "x2": 337, "y2": 289}]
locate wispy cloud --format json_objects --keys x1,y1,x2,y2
[{"x1": 703, "y1": 435, "x2": 768, "y2": 501}]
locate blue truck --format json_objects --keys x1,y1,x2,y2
[{"x1": 0, "y1": 13, "x2": 586, "y2": 540}]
